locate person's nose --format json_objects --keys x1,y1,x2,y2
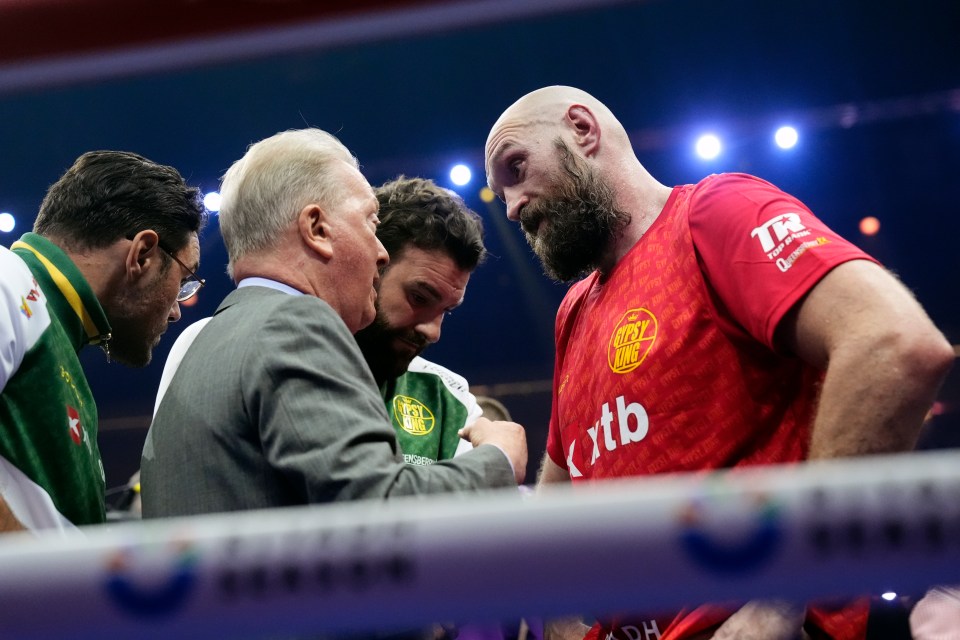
[
  {"x1": 375, "y1": 237, "x2": 389, "y2": 269},
  {"x1": 416, "y1": 314, "x2": 444, "y2": 345},
  {"x1": 504, "y1": 188, "x2": 528, "y2": 222},
  {"x1": 168, "y1": 299, "x2": 182, "y2": 323}
]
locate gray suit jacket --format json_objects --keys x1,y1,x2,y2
[{"x1": 141, "y1": 286, "x2": 514, "y2": 517}]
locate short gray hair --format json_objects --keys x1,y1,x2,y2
[{"x1": 218, "y1": 128, "x2": 359, "y2": 273}]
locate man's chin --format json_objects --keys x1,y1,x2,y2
[
  {"x1": 107, "y1": 334, "x2": 156, "y2": 368},
  {"x1": 356, "y1": 308, "x2": 378, "y2": 333},
  {"x1": 367, "y1": 353, "x2": 412, "y2": 385},
  {"x1": 386, "y1": 349, "x2": 415, "y2": 371},
  {"x1": 403, "y1": 352, "x2": 420, "y2": 370},
  {"x1": 108, "y1": 350, "x2": 151, "y2": 368}
]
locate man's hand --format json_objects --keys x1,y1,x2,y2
[
  {"x1": 460, "y1": 417, "x2": 528, "y2": 484},
  {"x1": 710, "y1": 600, "x2": 807, "y2": 640}
]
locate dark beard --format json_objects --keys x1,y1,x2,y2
[
  {"x1": 519, "y1": 139, "x2": 630, "y2": 282},
  {"x1": 354, "y1": 310, "x2": 429, "y2": 386},
  {"x1": 104, "y1": 316, "x2": 154, "y2": 367},
  {"x1": 103, "y1": 264, "x2": 173, "y2": 367}
]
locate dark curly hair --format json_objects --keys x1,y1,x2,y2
[
  {"x1": 374, "y1": 176, "x2": 486, "y2": 271},
  {"x1": 34, "y1": 150, "x2": 206, "y2": 254}
]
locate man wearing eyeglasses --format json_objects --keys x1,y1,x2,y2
[{"x1": 0, "y1": 150, "x2": 206, "y2": 534}]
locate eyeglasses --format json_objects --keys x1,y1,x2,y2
[
  {"x1": 125, "y1": 232, "x2": 205, "y2": 302},
  {"x1": 159, "y1": 244, "x2": 205, "y2": 302}
]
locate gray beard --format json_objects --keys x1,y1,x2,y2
[{"x1": 519, "y1": 140, "x2": 630, "y2": 282}]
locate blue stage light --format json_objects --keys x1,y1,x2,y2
[
  {"x1": 450, "y1": 164, "x2": 472, "y2": 186},
  {"x1": 0, "y1": 212, "x2": 15, "y2": 233},
  {"x1": 775, "y1": 126, "x2": 799, "y2": 149},
  {"x1": 695, "y1": 134, "x2": 722, "y2": 160},
  {"x1": 203, "y1": 192, "x2": 222, "y2": 213}
]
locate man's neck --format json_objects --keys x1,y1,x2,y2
[
  {"x1": 605, "y1": 181, "x2": 674, "y2": 271},
  {"x1": 232, "y1": 253, "x2": 321, "y2": 297}
]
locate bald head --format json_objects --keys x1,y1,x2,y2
[
  {"x1": 485, "y1": 86, "x2": 630, "y2": 185},
  {"x1": 484, "y1": 85, "x2": 671, "y2": 280},
  {"x1": 487, "y1": 86, "x2": 611, "y2": 138}
]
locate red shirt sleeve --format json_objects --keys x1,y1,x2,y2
[{"x1": 687, "y1": 173, "x2": 877, "y2": 349}]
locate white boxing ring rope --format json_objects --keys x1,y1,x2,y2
[{"x1": 1, "y1": 450, "x2": 959, "y2": 639}]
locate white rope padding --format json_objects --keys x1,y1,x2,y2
[{"x1": 1, "y1": 450, "x2": 958, "y2": 639}]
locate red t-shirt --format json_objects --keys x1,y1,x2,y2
[{"x1": 546, "y1": 173, "x2": 873, "y2": 638}]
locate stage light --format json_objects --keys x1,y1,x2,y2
[
  {"x1": 479, "y1": 187, "x2": 496, "y2": 203},
  {"x1": 695, "y1": 134, "x2": 722, "y2": 160},
  {"x1": 775, "y1": 126, "x2": 799, "y2": 149},
  {"x1": 203, "y1": 191, "x2": 222, "y2": 213},
  {"x1": 450, "y1": 164, "x2": 472, "y2": 186},
  {"x1": 859, "y1": 216, "x2": 881, "y2": 236},
  {"x1": 881, "y1": 592, "x2": 898, "y2": 601},
  {"x1": 0, "y1": 212, "x2": 14, "y2": 233}
]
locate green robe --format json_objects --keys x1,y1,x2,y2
[
  {"x1": 381, "y1": 357, "x2": 479, "y2": 465},
  {"x1": 0, "y1": 233, "x2": 111, "y2": 529}
]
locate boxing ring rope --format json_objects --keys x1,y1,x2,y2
[{"x1": 1, "y1": 450, "x2": 958, "y2": 639}]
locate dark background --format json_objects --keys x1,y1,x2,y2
[{"x1": 0, "y1": 0, "x2": 957, "y2": 492}]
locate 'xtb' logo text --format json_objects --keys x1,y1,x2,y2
[{"x1": 567, "y1": 395, "x2": 648, "y2": 477}]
